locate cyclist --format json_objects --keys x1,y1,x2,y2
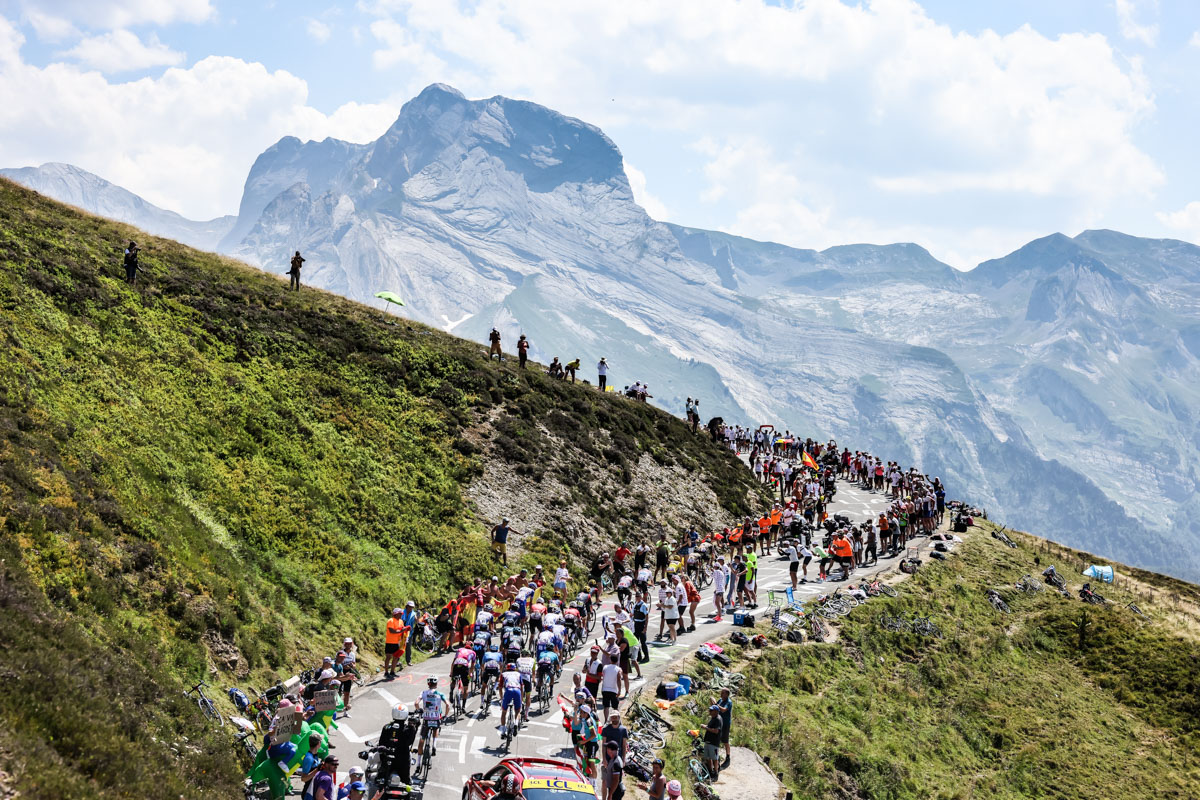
[
  {"x1": 515, "y1": 651, "x2": 536, "y2": 720},
  {"x1": 475, "y1": 603, "x2": 496, "y2": 634},
  {"x1": 536, "y1": 625, "x2": 559, "y2": 658},
  {"x1": 414, "y1": 677, "x2": 448, "y2": 765},
  {"x1": 451, "y1": 644, "x2": 477, "y2": 705},
  {"x1": 499, "y1": 661, "x2": 524, "y2": 731},
  {"x1": 536, "y1": 647, "x2": 560, "y2": 702},
  {"x1": 563, "y1": 604, "x2": 584, "y2": 647},
  {"x1": 480, "y1": 643, "x2": 504, "y2": 704}
]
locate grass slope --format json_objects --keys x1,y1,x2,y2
[
  {"x1": 661, "y1": 524, "x2": 1200, "y2": 800},
  {"x1": 0, "y1": 178, "x2": 762, "y2": 797}
]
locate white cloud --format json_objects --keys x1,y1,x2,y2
[
  {"x1": 20, "y1": 0, "x2": 214, "y2": 32},
  {"x1": 60, "y1": 30, "x2": 184, "y2": 73},
  {"x1": 623, "y1": 162, "x2": 669, "y2": 220},
  {"x1": 1115, "y1": 0, "x2": 1158, "y2": 47},
  {"x1": 307, "y1": 19, "x2": 332, "y2": 43},
  {"x1": 1156, "y1": 201, "x2": 1200, "y2": 242},
  {"x1": 0, "y1": 24, "x2": 397, "y2": 219},
  {"x1": 361, "y1": 0, "x2": 1161, "y2": 260},
  {"x1": 1189, "y1": 31, "x2": 1200, "y2": 47}
]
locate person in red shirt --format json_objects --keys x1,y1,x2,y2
[{"x1": 614, "y1": 542, "x2": 631, "y2": 576}]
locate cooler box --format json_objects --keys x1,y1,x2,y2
[
  {"x1": 733, "y1": 612, "x2": 755, "y2": 627},
  {"x1": 675, "y1": 675, "x2": 692, "y2": 694},
  {"x1": 662, "y1": 682, "x2": 685, "y2": 701}
]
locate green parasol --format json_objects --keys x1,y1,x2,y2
[{"x1": 374, "y1": 291, "x2": 405, "y2": 313}]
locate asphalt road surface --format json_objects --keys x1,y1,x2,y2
[{"x1": 326, "y1": 476, "x2": 913, "y2": 798}]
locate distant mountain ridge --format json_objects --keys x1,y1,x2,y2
[
  {"x1": 0, "y1": 162, "x2": 235, "y2": 250},
  {"x1": 6, "y1": 84, "x2": 1200, "y2": 582}
]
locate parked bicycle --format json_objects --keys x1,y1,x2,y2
[
  {"x1": 986, "y1": 589, "x2": 1010, "y2": 613},
  {"x1": 185, "y1": 680, "x2": 224, "y2": 727},
  {"x1": 1079, "y1": 583, "x2": 1108, "y2": 606}
]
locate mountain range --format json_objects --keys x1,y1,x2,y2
[{"x1": 6, "y1": 82, "x2": 1198, "y2": 582}]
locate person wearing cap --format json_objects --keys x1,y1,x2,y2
[
  {"x1": 583, "y1": 645, "x2": 604, "y2": 698},
  {"x1": 602, "y1": 739, "x2": 625, "y2": 800},
  {"x1": 702, "y1": 705, "x2": 723, "y2": 778},
  {"x1": 490, "y1": 518, "x2": 512, "y2": 566},
  {"x1": 400, "y1": 601, "x2": 418, "y2": 667},
  {"x1": 336, "y1": 766, "x2": 365, "y2": 800},
  {"x1": 312, "y1": 754, "x2": 338, "y2": 800},
  {"x1": 716, "y1": 686, "x2": 733, "y2": 767},
  {"x1": 384, "y1": 607, "x2": 408, "y2": 679},
  {"x1": 343, "y1": 781, "x2": 366, "y2": 800},
  {"x1": 596, "y1": 357, "x2": 609, "y2": 391}
]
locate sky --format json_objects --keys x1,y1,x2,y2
[{"x1": 2, "y1": 0, "x2": 1200, "y2": 269}]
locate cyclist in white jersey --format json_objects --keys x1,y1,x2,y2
[
  {"x1": 414, "y1": 676, "x2": 448, "y2": 763},
  {"x1": 515, "y1": 654, "x2": 535, "y2": 720}
]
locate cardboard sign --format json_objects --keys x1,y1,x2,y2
[
  {"x1": 312, "y1": 689, "x2": 338, "y2": 712},
  {"x1": 271, "y1": 708, "x2": 301, "y2": 744}
]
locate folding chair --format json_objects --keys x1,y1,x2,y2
[{"x1": 784, "y1": 586, "x2": 806, "y2": 612}]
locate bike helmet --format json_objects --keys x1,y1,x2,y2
[
  {"x1": 392, "y1": 704, "x2": 409, "y2": 722},
  {"x1": 666, "y1": 780, "x2": 682, "y2": 797},
  {"x1": 506, "y1": 662, "x2": 516, "y2": 670},
  {"x1": 427, "y1": 677, "x2": 438, "y2": 687},
  {"x1": 490, "y1": 643, "x2": 500, "y2": 652},
  {"x1": 484, "y1": 604, "x2": 494, "y2": 612}
]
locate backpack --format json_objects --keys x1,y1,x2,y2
[
  {"x1": 227, "y1": 687, "x2": 251, "y2": 712},
  {"x1": 730, "y1": 631, "x2": 749, "y2": 646}
]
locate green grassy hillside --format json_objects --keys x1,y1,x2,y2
[
  {"x1": 659, "y1": 523, "x2": 1200, "y2": 800},
  {"x1": 0, "y1": 178, "x2": 763, "y2": 798}
]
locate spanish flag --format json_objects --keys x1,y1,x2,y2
[{"x1": 802, "y1": 452, "x2": 819, "y2": 471}]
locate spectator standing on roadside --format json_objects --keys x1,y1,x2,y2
[
  {"x1": 384, "y1": 607, "x2": 408, "y2": 679},
  {"x1": 517, "y1": 335, "x2": 529, "y2": 369},
  {"x1": 491, "y1": 518, "x2": 511, "y2": 566},
  {"x1": 400, "y1": 602, "x2": 418, "y2": 667},
  {"x1": 288, "y1": 250, "x2": 304, "y2": 291},
  {"x1": 632, "y1": 590, "x2": 650, "y2": 663},
  {"x1": 716, "y1": 687, "x2": 733, "y2": 767},
  {"x1": 601, "y1": 712, "x2": 629, "y2": 760},
  {"x1": 488, "y1": 328, "x2": 503, "y2": 360},
  {"x1": 123, "y1": 241, "x2": 140, "y2": 284},
  {"x1": 702, "y1": 705, "x2": 723, "y2": 778},
  {"x1": 602, "y1": 740, "x2": 625, "y2": 800},
  {"x1": 711, "y1": 557, "x2": 726, "y2": 622},
  {"x1": 565, "y1": 358, "x2": 580, "y2": 383},
  {"x1": 597, "y1": 357, "x2": 609, "y2": 391}
]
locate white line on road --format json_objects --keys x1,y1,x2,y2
[
  {"x1": 525, "y1": 720, "x2": 559, "y2": 728},
  {"x1": 333, "y1": 722, "x2": 374, "y2": 744},
  {"x1": 375, "y1": 688, "x2": 402, "y2": 706},
  {"x1": 517, "y1": 733, "x2": 550, "y2": 741},
  {"x1": 457, "y1": 733, "x2": 468, "y2": 763},
  {"x1": 469, "y1": 736, "x2": 487, "y2": 758},
  {"x1": 423, "y1": 782, "x2": 462, "y2": 793}
]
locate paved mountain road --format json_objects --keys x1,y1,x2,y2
[{"x1": 326, "y1": 477, "x2": 915, "y2": 798}]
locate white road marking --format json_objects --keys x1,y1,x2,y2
[
  {"x1": 517, "y1": 733, "x2": 550, "y2": 741},
  {"x1": 467, "y1": 716, "x2": 476, "y2": 728},
  {"x1": 525, "y1": 720, "x2": 559, "y2": 728},
  {"x1": 469, "y1": 735, "x2": 487, "y2": 758},
  {"x1": 375, "y1": 688, "x2": 402, "y2": 706},
  {"x1": 423, "y1": 782, "x2": 462, "y2": 793},
  {"x1": 332, "y1": 722, "x2": 374, "y2": 743},
  {"x1": 457, "y1": 733, "x2": 468, "y2": 763}
]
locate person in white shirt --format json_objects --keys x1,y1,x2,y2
[
  {"x1": 597, "y1": 357, "x2": 609, "y2": 391},
  {"x1": 711, "y1": 558, "x2": 726, "y2": 622},
  {"x1": 554, "y1": 561, "x2": 570, "y2": 592},
  {"x1": 600, "y1": 656, "x2": 623, "y2": 714},
  {"x1": 784, "y1": 540, "x2": 800, "y2": 590}
]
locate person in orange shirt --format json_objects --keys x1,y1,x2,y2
[
  {"x1": 830, "y1": 533, "x2": 854, "y2": 578},
  {"x1": 766, "y1": 505, "x2": 783, "y2": 554},
  {"x1": 755, "y1": 515, "x2": 771, "y2": 556},
  {"x1": 384, "y1": 608, "x2": 410, "y2": 679}
]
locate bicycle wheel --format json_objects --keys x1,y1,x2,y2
[
  {"x1": 880, "y1": 584, "x2": 898, "y2": 598},
  {"x1": 200, "y1": 697, "x2": 224, "y2": 727}
]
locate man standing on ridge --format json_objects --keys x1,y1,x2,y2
[
  {"x1": 123, "y1": 240, "x2": 140, "y2": 284},
  {"x1": 289, "y1": 250, "x2": 304, "y2": 291},
  {"x1": 489, "y1": 327, "x2": 503, "y2": 360},
  {"x1": 597, "y1": 357, "x2": 609, "y2": 391}
]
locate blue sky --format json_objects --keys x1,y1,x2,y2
[{"x1": 2, "y1": 0, "x2": 1200, "y2": 268}]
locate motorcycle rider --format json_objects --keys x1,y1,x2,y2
[{"x1": 373, "y1": 704, "x2": 418, "y2": 788}]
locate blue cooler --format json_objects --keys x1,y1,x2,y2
[
  {"x1": 662, "y1": 681, "x2": 684, "y2": 701},
  {"x1": 676, "y1": 675, "x2": 692, "y2": 695}
]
